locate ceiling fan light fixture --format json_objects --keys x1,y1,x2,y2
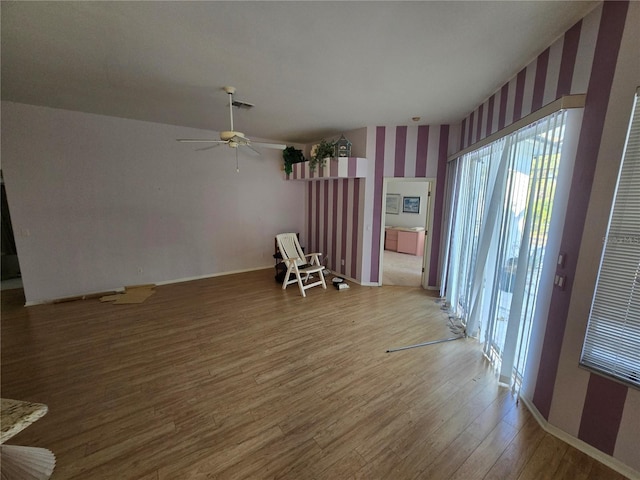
[{"x1": 220, "y1": 131, "x2": 244, "y2": 141}]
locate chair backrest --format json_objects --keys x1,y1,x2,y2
[{"x1": 276, "y1": 233, "x2": 306, "y2": 266}]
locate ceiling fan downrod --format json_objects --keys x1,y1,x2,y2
[{"x1": 223, "y1": 86, "x2": 236, "y2": 132}]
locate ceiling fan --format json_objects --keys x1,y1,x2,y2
[{"x1": 177, "y1": 86, "x2": 286, "y2": 165}]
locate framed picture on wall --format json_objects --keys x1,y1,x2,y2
[
  {"x1": 386, "y1": 194, "x2": 401, "y2": 214},
  {"x1": 403, "y1": 196, "x2": 420, "y2": 214}
]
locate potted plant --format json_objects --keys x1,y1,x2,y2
[
  {"x1": 309, "y1": 138, "x2": 335, "y2": 172},
  {"x1": 282, "y1": 146, "x2": 306, "y2": 175}
]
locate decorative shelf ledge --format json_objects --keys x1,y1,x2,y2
[{"x1": 286, "y1": 157, "x2": 368, "y2": 181}]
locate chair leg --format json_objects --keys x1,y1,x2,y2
[
  {"x1": 282, "y1": 265, "x2": 293, "y2": 290},
  {"x1": 319, "y1": 268, "x2": 327, "y2": 289},
  {"x1": 295, "y1": 268, "x2": 307, "y2": 297}
]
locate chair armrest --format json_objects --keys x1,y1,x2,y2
[{"x1": 305, "y1": 253, "x2": 323, "y2": 267}]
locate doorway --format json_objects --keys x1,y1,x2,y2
[
  {"x1": 380, "y1": 178, "x2": 434, "y2": 287},
  {"x1": 1, "y1": 170, "x2": 23, "y2": 290}
]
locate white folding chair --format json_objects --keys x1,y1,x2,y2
[{"x1": 276, "y1": 233, "x2": 327, "y2": 297}]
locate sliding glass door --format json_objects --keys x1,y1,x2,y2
[{"x1": 441, "y1": 110, "x2": 570, "y2": 390}]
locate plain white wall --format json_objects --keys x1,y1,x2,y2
[
  {"x1": 385, "y1": 180, "x2": 430, "y2": 229},
  {"x1": 1, "y1": 101, "x2": 306, "y2": 304}
]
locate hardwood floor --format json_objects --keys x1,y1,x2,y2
[
  {"x1": 381, "y1": 251, "x2": 422, "y2": 287},
  {"x1": 1, "y1": 270, "x2": 628, "y2": 480}
]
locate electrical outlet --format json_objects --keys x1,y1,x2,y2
[{"x1": 341, "y1": 259, "x2": 345, "y2": 266}]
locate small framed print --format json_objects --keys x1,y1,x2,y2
[
  {"x1": 403, "y1": 196, "x2": 420, "y2": 214},
  {"x1": 386, "y1": 194, "x2": 401, "y2": 214}
]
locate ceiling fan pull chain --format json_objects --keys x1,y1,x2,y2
[{"x1": 236, "y1": 148, "x2": 240, "y2": 173}]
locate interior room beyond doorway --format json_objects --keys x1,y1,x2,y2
[{"x1": 381, "y1": 178, "x2": 433, "y2": 288}]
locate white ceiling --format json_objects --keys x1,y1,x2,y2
[{"x1": 1, "y1": 1, "x2": 597, "y2": 144}]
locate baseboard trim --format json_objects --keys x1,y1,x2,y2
[
  {"x1": 519, "y1": 395, "x2": 640, "y2": 480},
  {"x1": 155, "y1": 266, "x2": 272, "y2": 286}
]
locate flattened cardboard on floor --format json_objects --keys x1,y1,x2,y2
[{"x1": 100, "y1": 285, "x2": 155, "y2": 304}]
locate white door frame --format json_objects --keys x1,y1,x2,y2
[{"x1": 379, "y1": 177, "x2": 436, "y2": 288}]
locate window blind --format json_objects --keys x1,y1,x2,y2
[{"x1": 581, "y1": 92, "x2": 640, "y2": 388}]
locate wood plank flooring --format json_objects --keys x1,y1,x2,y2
[
  {"x1": 382, "y1": 251, "x2": 422, "y2": 287},
  {"x1": 1, "y1": 269, "x2": 629, "y2": 479}
]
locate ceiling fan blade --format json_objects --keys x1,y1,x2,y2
[
  {"x1": 178, "y1": 88, "x2": 282, "y2": 159},
  {"x1": 251, "y1": 141, "x2": 287, "y2": 150},
  {"x1": 177, "y1": 139, "x2": 227, "y2": 143},
  {"x1": 240, "y1": 144, "x2": 261, "y2": 156},
  {"x1": 195, "y1": 144, "x2": 222, "y2": 152}
]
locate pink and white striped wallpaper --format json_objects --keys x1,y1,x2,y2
[
  {"x1": 456, "y1": 2, "x2": 638, "y2": 473},
  {"x1": 458, "y1": 4, "x2": 601, "y2": 151},
  {"x1": 305, "y1": 178, "x2": 362, "y2": 279},
  {"x1": 302, "y1": 124, "x2": 452, "y2": 286},
  {"x1": 307, "y1": 2, "x2": 640, "y2": 470},
  {"x1": 366, "y1": 124, "x2": 451, "y2": 286},
  {"x1": 530, "y1": 3, "x2": 639, "y2": 472},
  {"x1": 290, "y1": 156, "x2": 368, "y2": 180},
  {"x1": 302, "y1": 3, "x2": 638, "y2": 473}
]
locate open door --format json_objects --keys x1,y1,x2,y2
[
  {"x1": 421, "y1": 181, "x2": 433, "y2": 289},
  {"x1": 380, "y1": 178, "x2": 435, "y2": 288},
  {"x1": 1, "y1": 170, "x2": 22, "y2": 284}
]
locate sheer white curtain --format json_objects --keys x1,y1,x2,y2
[
  {"x1": 486, "y1": 112, "x2": 566, "y2": 386},
  {"x1": 441, "y1": 110, "x2": 574, "y2": 389},
  {"x1": 441, "y1": 140, "x2": 504, "y2": 321}
]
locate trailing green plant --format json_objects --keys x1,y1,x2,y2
[
  {"x1": 309, "y1": 138, "x2": 335, "y2": 172},
  {"x1": 282, "y1": 146, "x2": 306, "y2": 175}
]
